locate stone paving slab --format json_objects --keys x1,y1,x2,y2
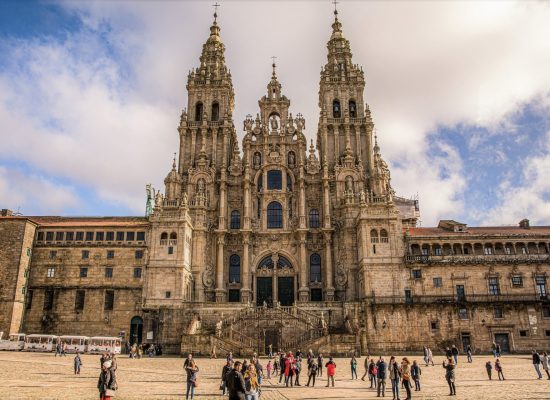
[{"x1": 0, "y1": 352, "x2": 549, "y2": 399}]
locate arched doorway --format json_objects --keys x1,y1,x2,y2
[
  {"x1": 130, "y1": 316, "x2": 143, "y2": 345},
  {"x1": 256, "y1": 255, "x2": 295, "y2": 307}
]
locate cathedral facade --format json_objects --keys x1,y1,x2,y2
[{"x1": 1, "y1": 10, "x2": 549, "y2": 356}]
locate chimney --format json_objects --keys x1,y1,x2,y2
[
  {"x1": 1, "y1": 209, "x2": 13, "y2": 216},
  {"x1": 519, "y1": 219, "x2": 530, "y2": 229}
]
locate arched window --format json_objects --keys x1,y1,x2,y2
[
  {"x1": 229, "y1": 254, "x2": 240, "y2": 283},
  {"x1": 310, "y1": 253, "x2": 322, "y2": 282},
  {"x1": 258, "y1": 255, "x2": 292, "y2": 269},
  {"x1": 380, "y1": 229, "x2": 388, "y2": 243},
  {"x1": 195, "y1": 102, "x2": 203, "y2": 121},
  {"x1": 349, "y1": 100, "x2": 357, "y2": 118},
  {"x1": 267, "y1": 202, "x2": 283, "y2": 229},
  {"x1": 309, "y1": 209, "x2": 320, "y2": 228},
  {"x1": 333, "y1": 100, "x2": 341, "y2": 118},
  {"x1": 230, "y1": 210, "x2": 241, "y2": 229},
  {"x1": 370, "y1": 229, "x2": 379, "y2": 243},
  {"x1": 160, "y1": 232, "x2": 168, "y2": 245},
  {"x1": 169, "y1": 232, "x2": 177, "y2": 240},
  {"x1": 211, "y1": 102, "x2": 219, "y2": 121}
]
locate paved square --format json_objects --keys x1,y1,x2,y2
[{"x1": 0, "y1": 352, "x2": 549, "y2": 399}]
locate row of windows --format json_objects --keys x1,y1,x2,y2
[
  {"x1": 46, "y1": 266, "x2": 142, "y2": 279},
  {"x1": 370, "y1": 229, "x2": 389, "y2": 243},
  {"x1": 194, "y1": 101, "x2": 220, "y2": 122},
  {"x1": 332, "y1": 99, "x2": 357, "y2": 118},
  {"x1": 38, "y1": 231, "x2": 145, "y2": 242},
  {"x1": 48, "y1": 250, "x2": 144, "y2": 260},
  {"x1": 229, "y1": 208, "x2": 321, "y2": 230},
  {"x1": 228, "y1": 254, "x2": 322, "y2": 283},
  {"x1": 411, "y1": 242, "x2": 549, "y2": 256},
  {"x1": 30, "y1": 289, "x2": 116, "y2": 312}
]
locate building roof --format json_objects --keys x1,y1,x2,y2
[
  {"x1": 406, "y1": 226, "x2": 550, "y2": 238},
  {"x1": 0, "y1": 216, "x2": 149, "y2": 228}
]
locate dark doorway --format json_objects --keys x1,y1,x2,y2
[
  {"x1": 265, "y1": 329, "x2": 280, "y2": 354},
  {"x1": 278, "y1": 277, "x2": 294, "y2": 306},
  {"x1": 311, "y1": 288, "x2": 323, "y2": 302},
  {"x1": 494, "y1": 333, "x2": 510, "y2": 353},
  {"x1": 456, "y1": 285, "x2": 466, "y2": 302},
  {"x1": 461, "y1": 332, "x2": 471, "y2": 352},
  {"x1": 257, "y1": 277, "x2": 273, "y2": 306},
  {"x1": 130, "y1": 316, "x2": 143, "y2": 345}
]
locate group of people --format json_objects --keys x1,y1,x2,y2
[
  {"x1": 220, "y1": 352, "x2": 263, "y2": 400},
  {"x1": 126, "y1": 342, "x2": 162, "y2": 359}
]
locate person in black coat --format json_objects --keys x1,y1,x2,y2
[
  {"x1": 226, "y1": 361, "x2": 247, "y2": 400},
  {"x1": 221, "y1": 360, "x2": 232, "y2": 395}
]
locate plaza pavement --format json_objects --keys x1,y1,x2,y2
[{"x1": 0, "y1": 352, "x2": 549, "y2": 399}]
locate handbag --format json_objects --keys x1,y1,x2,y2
[
  {"x1": 193, "y1": 378, "x2": 199, "y2": 388},
  {"x1": 219, "y1": 383, "x2": 225, "y2": 391},
  {"x1": 105, "y1": 389, "x2": 116, "y2": 396}
]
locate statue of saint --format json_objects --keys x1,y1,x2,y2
[
  {"x1": 288, "y1": 152, "x2": 295, "y2": 167},
  {"x1": 253, "y1": 152, "x2": 261, "y2": 168},
  {"x1": 215, "y1": 319, "x2": 223, "y2": 337},
  {"x1": 270, "y1": 115, "x2": 279, "y2": 131}
]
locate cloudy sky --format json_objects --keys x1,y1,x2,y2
[{"x1": 0, "y1": 0, "x2": 549, "y2": 227}]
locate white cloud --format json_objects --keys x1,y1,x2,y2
[{"x1": 1, "y1": 1, "x2": 549, "y2": 223}]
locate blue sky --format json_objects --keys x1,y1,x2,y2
[{"x1": 0, "y1": 0, "x2": 549, "y2": 226}]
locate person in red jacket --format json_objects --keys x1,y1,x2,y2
[
  {"x1": 284, "y1": 352, "x2": 295, "y2": 387},
  {"x1": 325, "y1": 357, "x2": 337, "y2": 387}
]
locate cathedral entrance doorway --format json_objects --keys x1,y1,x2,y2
[
  {"x1": 264, "y1": 329, "x2": 280, "y2": 354},
  {"x1": 257, "y1": 277, "x2": 273, "y2": 306},
  {"x1": 278, "y1": 277, "x2": 294, "y2": 306},
  {"x1": 130, "y1": 316, "x2": 143, "y2": 345}
]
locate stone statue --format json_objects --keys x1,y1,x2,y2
[
  {"x1": 345, "y1": 176, "x2": 354, "y2": 192},
  {"x1": 253, "y1": 152, "x2": 261, "y2": 169},
  {"x1": 270, "y1": 115, "x2": 279, "y2": 131},
  {"x1": 155, "y1": 191, "x2": 162, "y2": 207},
  {"x1": 288, "y1": 152, "x2": 295, "y2": 167},
  {"x1": 215, "y1": 319, "x2": 223, "y2": 337},
  {"x1": 197, "y1": 178, "x2": 205, "y2": 193},
  {"x1": 320, "y1": 312, "x2": 328, "y2": 333}
]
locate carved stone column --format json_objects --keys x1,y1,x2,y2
[
  {"x1": 298, "y1": 233, "x2": 309, "y2": 301},
  {"x1": 215, "y1": 234, "x2": 226, "y2": 302},
  {"x1": 241, "y1": 235, "x2": 252, "y2": 303},
  {"x1": 324, "y1": 231, "x2": 335, "y2": 301}
]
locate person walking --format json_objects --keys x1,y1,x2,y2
[
  {"x1": 362, "y1": 355, "x2": 370, "y2": 381},
  {"x1": 294, "y1": 357, "x2": 302, "y2": 386},
  {"x1": 466, "y1": 345, "x2": 473, "y2": 363},
  {"x1": 491, "y1": 342, "x2": 497, "y2": 358},
  {"x1": 445, "y1": 347, "x2": 452, "y2": 360},
  {"x1": 185, "y1": 360, "x2": 199, "y2": 400},
  {"x1": 306, "y1": 361, "x2": 318, "y2": 387},
  {"x1": 485, "y1": 360, "x2": 492, "y2": 380},
  {"x1": 317, "y1": 353, "x2": 324, "y2": 377},
  {"x1": 268, "y1": 343, "x2": 273, "y2": 359},
  {"x1": 369, "y1": 359, "x2": 378, "y2": 389},
  {"x1": 496, "y1": 343, "x2": 502, "y2": 358},
  {"x1": 244, "y1": 364, "x2": 260, "y2": 400},
  {"x1": 55, "y1": 340, "x2": 61, "y2": 357},
  {"x1": 533, "y1": 349, "x2": 543, "y2": 379},
  {"x1": 279, "y1": 353, "x2": 286, "y2": 384},
  {"x1": 350, "y1": 356, "x2": 358, "y2": 380},
  {"x1": 254, "y1": 358, "x2": 264, "y2": 385},
  {"x1": 325, "y1": 357, "x2": 336, "y2": 387},
  {"x1": 184, "y1": 353, "x2": 194, "y2": 368},
  {"x1": 226, "y1": 361, "x2": 247, "y2": 400},
  {"x1": 376, "y1": 357, "x2": 387, "y2": 398},
  {"x1": 451, "y1": 345, "x2": 459, "y2": 365},
  {"x1": 210, "y1": 344, "x2": 217, "y2": 359},
  {"x1": 442, "y1": 358, "x2": 456, "y2": 396},
  {"x1": 284, "y1": 352, "x2": 295, "y2": 387},
  {"x1": 542, "y1": 352, "x2": 550, "y2": 380},
  {"x1": 427, "y1": 348, "x2": 434, "y2": 366},
  {"x1": 401, "y1": 358, "x2": 412, "y2": 400},
  {"x1": 411, "y1": 360, "x2": 421, "y2": 391},
  {"x1": 97, "y1": 360, "x2": 115, "y2": 400},
  {"x1": 389, "y1": 356, "x2": 401, "y2": 400},
  {"x1": 74, "y1": 352, "x2": 82, "y2": 375},
  {"x1": 423, "y1": 347, "x2": 429, "y2": 366},
  {"x1": 273, "y1": 356, "x2": 280, "y2": 377},
  {"x1": 221, "y1": 360, "x2": 232, "y2": 396},
  {"x1": 266, "y1": 360, "x2": 273, "y2": 379},
  {"x1": 495, "y1": 358, "x2": 505, "y2": 381}
]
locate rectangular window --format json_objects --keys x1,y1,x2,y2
[
  {"x1": 76, "y1": 231, "x2": 84, "y2": 241},
  {"x1": 65, "y1": 232, "x2": 74, "y2": 241},
  {"x1": 421, "y1": 247, "x2": 428, "y2": 256},
  {"x1": 510, "y1": 275, "x2": 523, "y2": 287},
  {"x1": 137, "y1": 232, "x2": 145, "y2": 241},
  {"x1": 45, "y1": 232, "x2": 54, "y2": 241},
  {"x1": 488, "y1": 277, "x2": 500, "y2": 295},
  {"x1": 165, "y1": 291, "x2": 171, "y2": 299},
  {"x1": 105, "y1": 267, "x2": 113, "y2": 278},
  {"x1": 494, "y1": 306, "x2": 504, "y2": 319},
  {"x1": 430, "y1": 321, "x2": 439, "y2": 331},
  {"x1": 116, "y1": 232, "x2": 124, "y2": 241},
  {"x1": 484, "y1": 246, "x2": 493, "y2": 255},
  {"x1": 228, "y1": 289, "x2": 240, "y2": 302},
  {"x1": 546, "y1": 330, "x2": 550, "y2": 337},
  {"x1": 43, "y1": 289, "x2": 54, "y2": 310},
  {"x1": 405, "y1": 288, "x2": 413, "y2": 304},
  {"x1": 536, "y1": 276, "x2": 547, "y2": 298},
  {"x1": 411, "y1": 269, "x2": 422, "y2": 279},
  {"x1": 75, "y1": 290, "x2": 85, "y2": 311},
  {"x1": 79, "y1": 267, "x2": 88, "y2": 278},
  {"x1": 126, "y1": 232, "x2": 135, "y2": 241},
  {"x1": 25, "y1": 289, "x2": 33, "y2": 310},
  {"x1": 107, "y1": 250, "x2": 115, "y2": 259},
  {"x1": 434, "y1": 247, "x2": 442, "y2": 256},
  {"x1": 519, "y1": 330, "x2": 528, "y2": 337},
  {"x1": 104, "y1": 290, "x2": 114, "y2": 311},
  {"x1": 49, "y1": 250, "x2": 57, "y2": 259},
  {"x1": 47, "y1": 267, "x2": 55, "y2": 278},
  {"x1": 85, "y1": 232, "x2": 94, "y2": 241},
  {"x1": 133, "y1": 267, "x2": 142, "y2": 278},
  {"x1": 135, "y1": 250, "x2": 144, "y2": 259},
  {"x1": 37, "y1": 232, "x2": 44, "y2": 241},
  {"x1": 267, "y1": 170, "x2": 283, "y2": 190},
  {"x1": 55, "y1": 232, "x2": 64, "y2": 241},
  {"x1": 433, "y1": 277, "x2": 443, "y2": 288},
  {"x1": 456, "y1": 285, "x2": 466, "y2": 302},
  {"x1": 106, "y1": 231, "x2": 114, "y2": 241},
  {"x1": 96, "y1": 232, "x2": 104, "y2": 241},
  {"x1": 543, "y1": 307, "x2": 550, "y2": 318},
  {"x1": 458, "y1": 308, "x2": 469, "y2": 319},
  {"x1": 168, "y1": 246, "x2": 174, "y2": 255},
  {"x1": 82, "y1": 250, "x2": 89, "y2": 259},
  {"x1": 311, "y1": 288, "x2": 323, "y2": 302}
]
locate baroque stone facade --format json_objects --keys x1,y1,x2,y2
[{"x1": 1, "y1": 11, "x2": 549, "y2": 355}]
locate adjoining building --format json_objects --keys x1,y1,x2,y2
[{"x1": 1, "y1": 9, "x2": 549, "y2": 356}]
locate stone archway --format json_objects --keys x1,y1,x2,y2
[{"x1": 256, "y1": 253, "x2": 295, "y2": 306}]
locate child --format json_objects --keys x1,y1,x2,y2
[
  {"x1": 266, "y1": 360, "x2": 273, "y2": 379},
  {"x1": 74, "y1": 352, "x2": 83, "y2": 374},
  {"x1": 486, "y1": 360, "x2": 493, "y2": 380},
  {"x1": 411, "y1": 359, "x2": 421, "y2": 391},
  {"x1": 495, "y1": 358, "x2": 505, "y2": 380}
]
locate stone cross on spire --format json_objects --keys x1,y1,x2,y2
[
  {"x1": 213, "y1": 2, "x2": 220, "y2": 22},
  {"x1": 271, "y1": 56, "x2": 277, "y2": 77}
]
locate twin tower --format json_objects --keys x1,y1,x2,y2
[{"x1": 145, "y1": 8, "x2": 409, "y2": 307}]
